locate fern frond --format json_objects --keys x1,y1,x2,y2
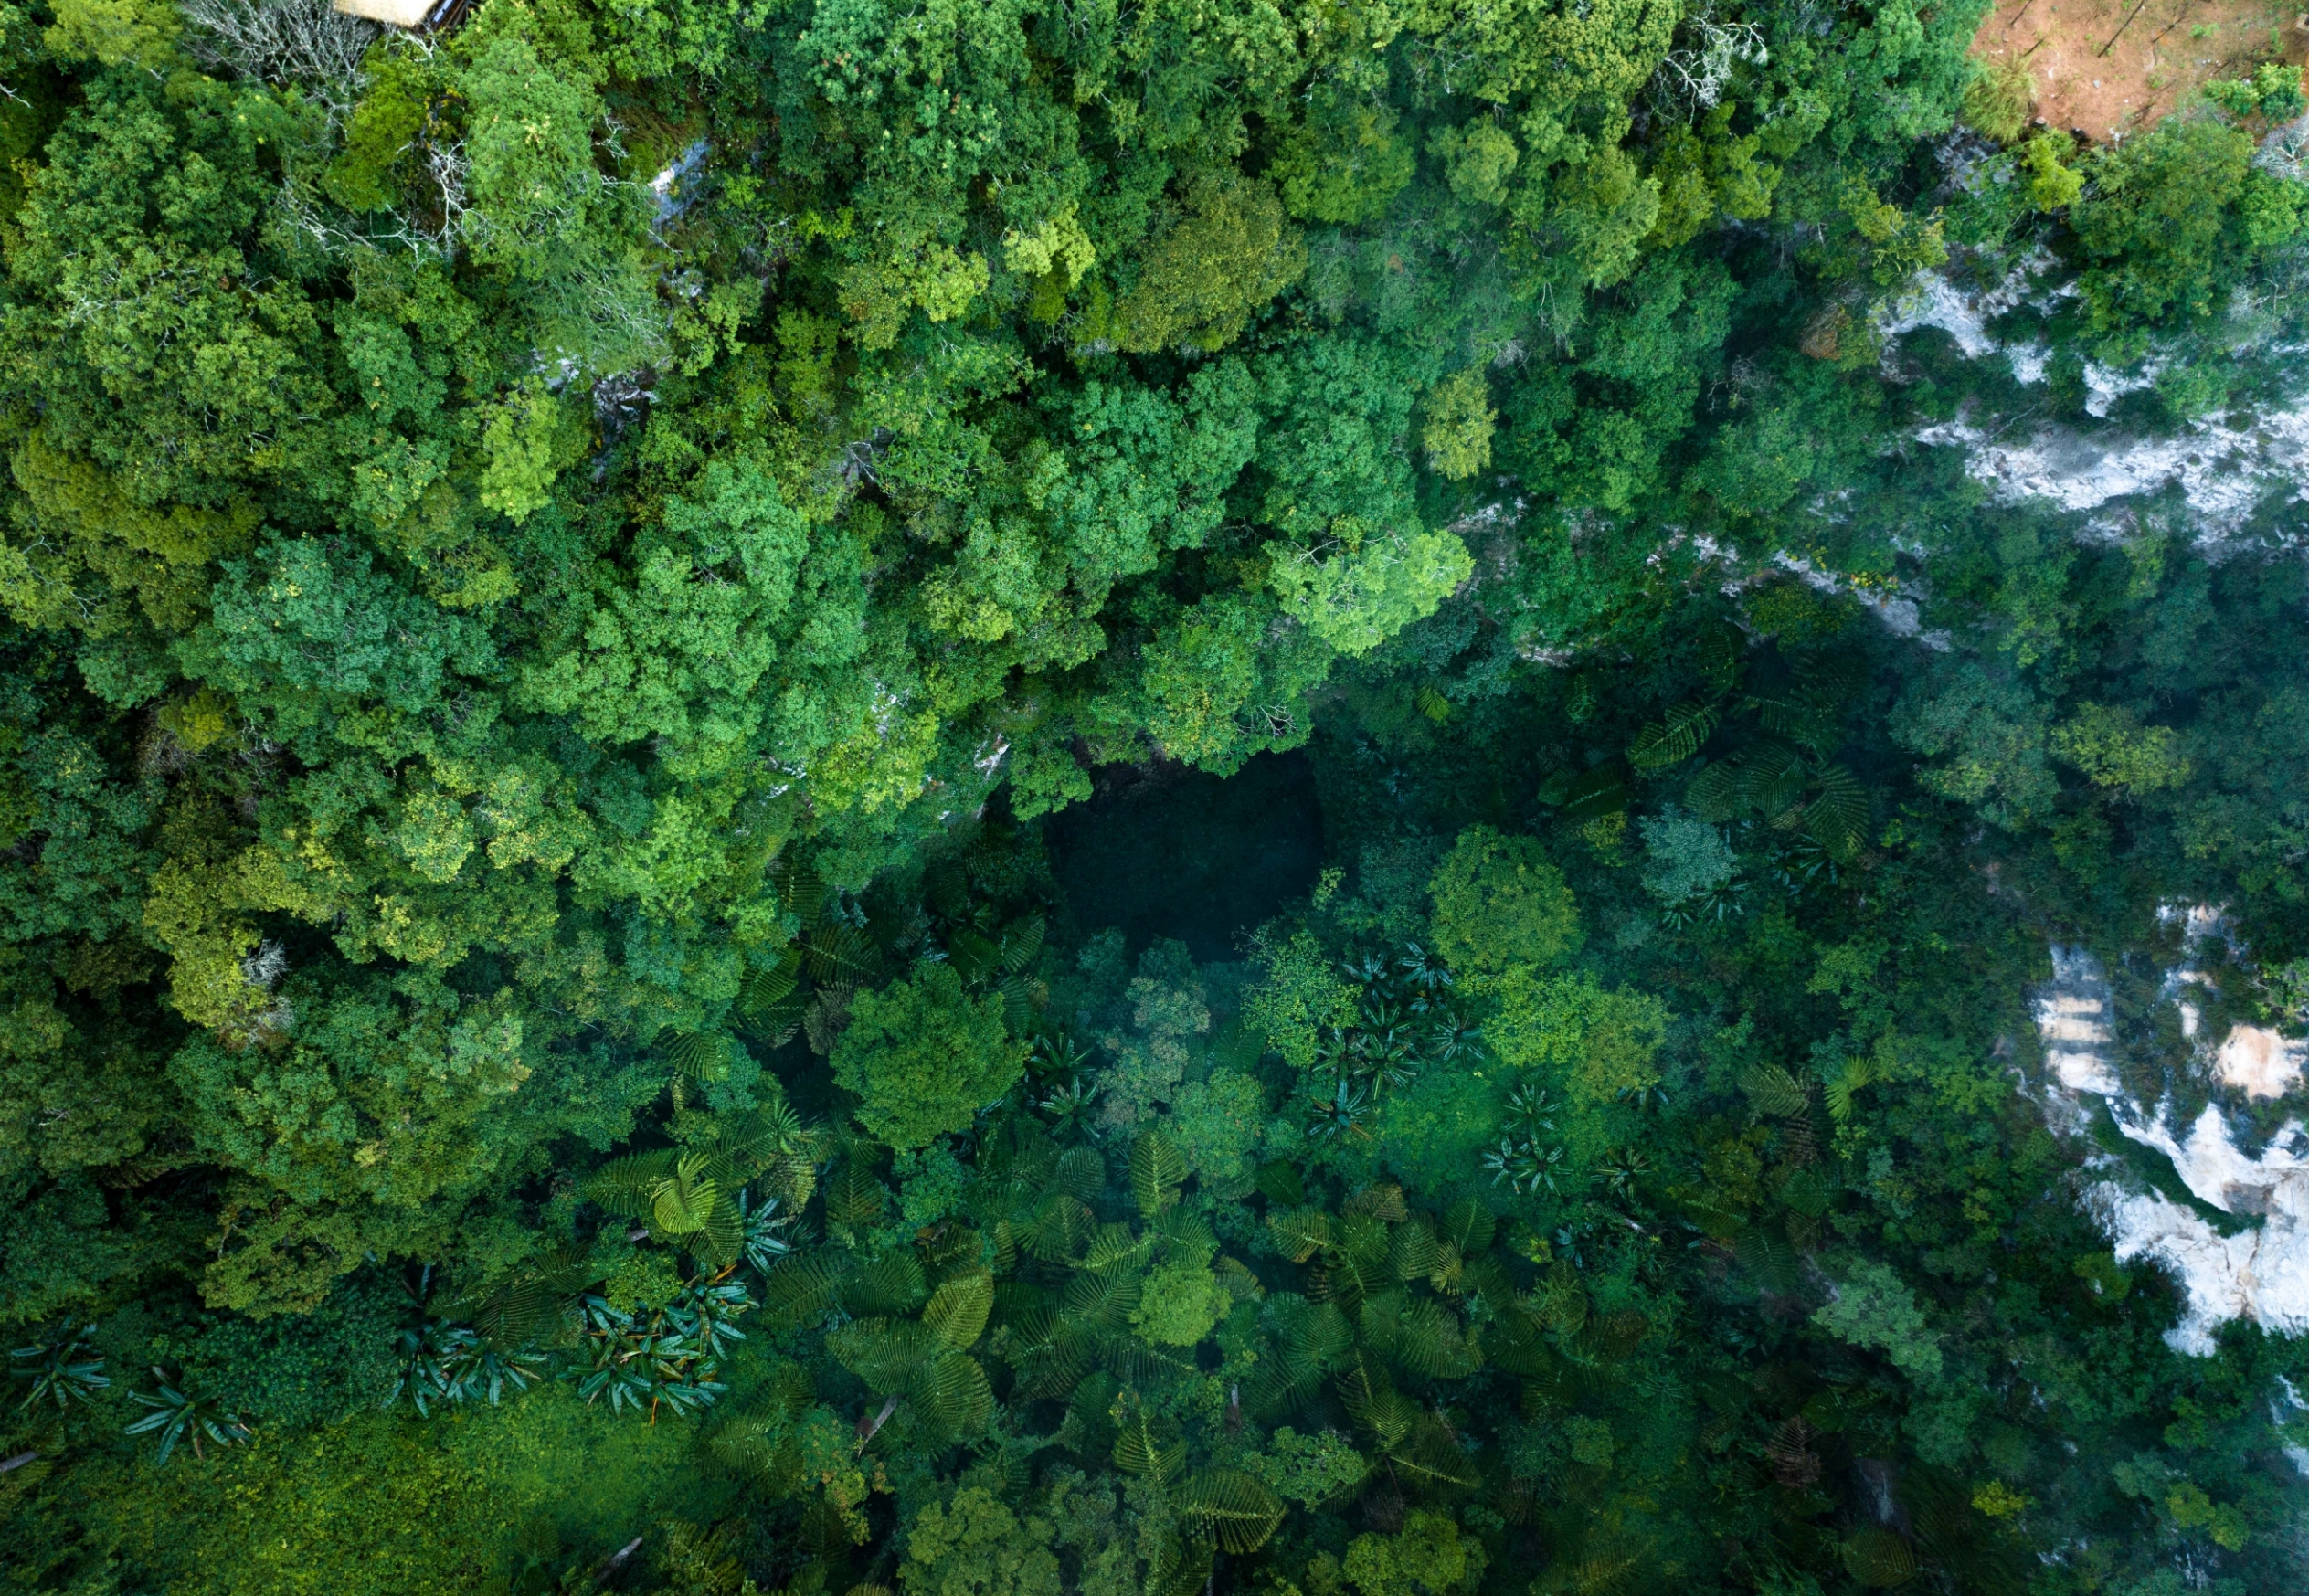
[
  {"x1": 1439, "y1": 1200, "x2": 1495, "y2": 1257},
  {"x1": 1686, "y1": 756, "x2": 1746, "y2": 822},
  {"x1": 805, "y1": 923, "x2": 882, "y2": 983},
  {"x1": 1842, "y1": 1527, "x2": 1916, "y2": 1589},
  {"x1": 583, "y1": 1150, "x2": 678, "y2": 1221},
  {"x1": 774, "y1": 858, "x2": 827, "y2": 927},
  {"x1": 1743, "y1": 739, "x2": 1808, "y2": 821},
  {"x1": 1267, "y1": 1207, "x2": 1333, "y2": 1263},
  {"x1": 761, "y1": 1250, "x2": 857, "y2": 1326},
  {"x1": 1081, "y1": 1222, "x2": 1155, "y2": 1274},
  {"x1": 1112, "y1": 1400, "x2": 1185, "y2": 1485},
  {"x1": 1734, "y1": 1227, "x2": 1798, "y2": 1294},
  {"x1": 1628, "y1": 700, "x2": 1718, "y2": 769},
  {"x1": 946, "y1": 927, "x2": 1001, "y2": 985},
  {"x1": 1387, "y1": 1218, "x2": 1442, "y2": 1283},
  {"x1": 924, "y1": 1350, "x2": 994, "y2": 1437},
  {"x1": 1560, "y1": 765, "x2": 1628, "y2": 822},
  {"x1": 1052, "y1": 1145, "x2": 1107, "y2": 1201},
  {"x1": 660, "y1": 1034, "x2": 729, "y2": 1085},
  {"x1": 736, "y1": 951, "x2": 801, "y2": 1017},
  {"x1": 1737, "y1": 1062, "x2": 1811, "y2": 1119},
  {"x1": 1000, "y1": 915, "x2": 1045, "y2": 975},
  {"x1": 847, "y1": 1252, "x2": 929, "y2": 1317},
  {"x1": 1023, "y1": 1191, "x2": 1097, "y2": 1263},
  {"x1": 1175, "y1": 1470, "x2": 1286, "y2": 1553},
  {"x1": 825, "y1": 1316, "x2": 932, "y2": 1392},
  {"x1": 1059, "y1": 1268, "x2": 1140, "y2": 1333},
  {"x1": 1387, "y1": 1417, "x2": 1481, "y2": 1492},
  {"x1": 1805, "y1": 762, "x2": 1869, "y2": 859},
  {"x1": 1371, "y1": 1295, "x2": 1480, "y2": 1379},
  {"x1": 923, "y1": 1269, "x2": 994, "y2": 1349},
  {"x1": 692, "y1": 1189, "x2": 743, "y2": 1264},
  {"x1": 823, "y1": 1160, "x2": 887, "y2": 1231},
  {"x1": 1128, "y1": 1130, "x2": 1186, "y2": 1216}
]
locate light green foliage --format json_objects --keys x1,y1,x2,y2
[
  {"x1": 1813, "y1": 1257, "x2": 1944, "y2": 1383},
  {"x1": 1245, "y1": 1427, "x2": 1369, "y2": 1506},
  {"x1": 1095, "y1": 942, "x2": 1211, "y2": 1129},
  {"x1": 833, "y1": 966, "x2": 1026, "y2": 1150},
  {"x1": 1636, "y1": 810, "x2": 1736, "y2": 907},
  {"x1": 1421, "y1": 372, "x2": 1497, "y2": 481},
  {"x1": 2072, "y1": 117, "x2": 2261, "y2": 336},
  {"x1": 1244, "y1": 929, "x2": 1361, "y2": 1071},
  {"x1": 1129, "y1": 1257, "x2": 1225, "y2": 1346},
  {"x1": 1340, "y1": 1510, "x2": 1487, "y2": 1596},
  {"x1": 900, "y1": 1487, "x2": 1061, "y2": 1596},
  {"x1": 2205, "y1": 64, "x2": 2306, "y2": 122},
  {"x1": 2050, "y1": 703, "x2": 2192, "y2": 796},
  {"x1": 1273, "y1": 88, "x2": 1416, "y2": 225},
  {"x1": 1427, "y1": 827, "x2": 1582, "y2": 975},
  {"x1": 1117, "y1": 178, "x2": 1306, "y2": 354},
  {"x1": 1268, "y1": 528, "x2": 1474, "y2": 656},
  {"x1": 1166, "y1": 1069, "x2": 1266, "y2": 1194},
  {"x1": 1482, "y1": 969, "x2": 1668, "y2": 1109},
  {"x1": 2017, "y1": 133, "x2": 2084, "y2": 212},
  {"x1": 1962, "y1": 58, "x2": 2034, "y2": 144}
]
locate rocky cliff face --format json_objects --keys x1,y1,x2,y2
[{"x1": 2034, "y1": 926, "x2": 2309, "y2": 1354}]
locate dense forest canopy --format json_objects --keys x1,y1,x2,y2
[{"x1": 5, "y1": 0, "x2": 2309, "y2": 1589}]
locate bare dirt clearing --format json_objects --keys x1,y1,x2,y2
[{"x1": 1972, "y1": 0, "x2": 2308, "y2": 139}]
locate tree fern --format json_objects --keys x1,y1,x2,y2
[
  {"x1": 1737, "y1": 1062, "x2": 1811, "y2": 1118},
  {"x1": 804, "y1": 922, "x2": 882, "y2": 984},
  {"x1": 1439, "y1": 1199, "x2": 1494, "y2": 1256},
  {"x1": 1268, "y1": 1206, "x2": 1333, "y2": 1263},
  {"x1": 923, "y1": 1349, "x2": 993, "y2": 1437},
  {"x1": 848, "y1": 1252, "x2": 929, "y2": 1317},
  {"x1": 1060, "y1": 1268, "x2": 1141, "y2": 1333},
  {"x1": 1175, "y1": 1469, "x2": 1286, "y2": 1553},
  {"x1": 1128, "y1": 1130, "x2": 1186, "y2": 1215},
  {"x1": 998, "y1": 914, "x2": 1044, "y2": 974},
  {"x1": 1052, "y1": 1144, "x2": 1107, "y2": 1200},
  {"x1": 1628, "y1": 699, "x2": 1720, "y2": 769},
  {"x1": 1081, "y1": 1222, "x2": 1156, "y2": 1274},
  {"x1": 1372, "y1": 1295, "x2": 1480, "y2": 1379},
  {"x1": 822, "y1": 1159, "x2": 887, "y2": 1232},
  {"x1": 773, "y1": 858, "x2": 827, "y2": 928},
  {"x1": 1842, "y1": 1527, "x2": 1917, "y2": 1588},
  {"x1": 760, "y1": 1250, "x2": 857, "y2": 1326},
  {"x1": 922, "y1": 1269, "x2": 993, "y2": 1349},
  {"x1": 662, "y1": 1031, "x2": 735, "y2": 1083},
  {"x1": 1805, "y1": 761, "x2": 1869, "y2": 859},
  {"x1": 944, "y1": 926, "x2": 1002, "y2": 986},
  {"x1": 1386, "y1": 1417, "x2": 1481, "y2": 1492},
  {"x1": 584, "y1": 1149, "x2": 677, "y2": 1222},
  {"x1": 1386, "y1": 1217, "x2": 1442, "y2": 1284},
  {"x1": 1024, "y1": 1191, "x2": 1097, "y2": 1263},
  {"x1": 1111, "y1": 1398, "x2": 1185, "y2": 1485},
  {"x1": 1558, "y1": 764, "x2": 1629, "y2": 822},
  {"x1": 1734, "y1": 1227, "x2": 1799, "y2": 1294}
]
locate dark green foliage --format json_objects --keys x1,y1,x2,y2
[{"x1": 3, "y1": 0, "x2": 2309, "y2": 1591}]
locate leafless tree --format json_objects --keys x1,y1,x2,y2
[{"x1": 178, "y1": 0, "x2": 376, "y2": 126}]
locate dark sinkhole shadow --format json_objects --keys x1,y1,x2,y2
[{"x1": 1041, "y1": 751, "x2": 1324, "y2": 963}]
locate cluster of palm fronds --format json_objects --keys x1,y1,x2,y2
[
  {"x1": 9, "y1": 1319, "x2": 108, "y2": 1414},
  {"x1": 1481, "y1": 1083, "x2": 1571, "y2": 1195},
  {"x1": 1304, "y1": 943, "x2": 1485, "y2": 1142},
  {"x1": 570, "y1": 1274, "x2": 757, "y2": 1422}
]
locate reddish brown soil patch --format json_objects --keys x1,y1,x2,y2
[{"x1": 1972, "y1": 0, "x2": 2309, "y2": 140}]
